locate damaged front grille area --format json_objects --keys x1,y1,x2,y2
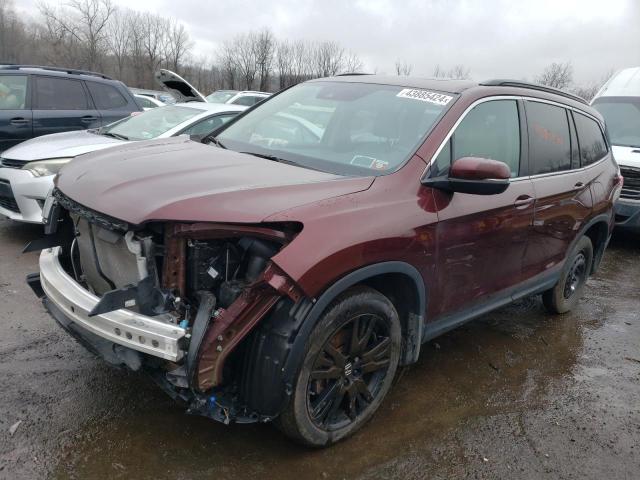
[
  {"x1": 46, "y1": 190, "x2": 304, "y2": 410},
  {"x1": 53, "y1": 188, "x2": 129, "y2": 232}
]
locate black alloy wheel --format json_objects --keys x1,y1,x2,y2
[{"x1": 307, "y1": 313, "x2": 392, "y2": 430}]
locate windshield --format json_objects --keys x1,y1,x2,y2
[
  {"x1": 592, "y1": 97, "x2": 640, "y2": 148},
  {"x1": 217, "y1": 81, "x2": 455, "y2": 176},
  {"x1": 207, "y1": 91, "x2": 237, "y2": 103},
  {"x1": 101, "y1": 105, "x2": 203, "y2": 140}
]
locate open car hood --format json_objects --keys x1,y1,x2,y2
[
  {"x1": 55, "y1": 137, "x2": 374, "y2": 225},
  {"x1": 154, "y1": 69, "x2": 207, "y2": 103}
]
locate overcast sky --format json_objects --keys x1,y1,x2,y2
[{"x1": 18, "y1": 0, "x2": 640, "y2": 85}]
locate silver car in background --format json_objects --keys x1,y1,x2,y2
[{"x1": 0, "y1": 102, "x2": 245, "y2": 223}]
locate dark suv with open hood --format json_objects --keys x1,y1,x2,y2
[{"x1": 28, "y1": 75, "x2": 620, "y2": 446}]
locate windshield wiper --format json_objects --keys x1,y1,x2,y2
[
  {"x1": 240, "y1": 151, "x2": 289, "y2": 163},
  {"x1": 101, "y1": 131, "x2": 129, "y2": 141},
  {"x1": 205, "y1": 136, "x2": 227, "y2": 149},
  {"x1": 240, "y1": 151, "x2": 323, "y2": 172}
]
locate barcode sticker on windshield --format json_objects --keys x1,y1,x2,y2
[{"x1": 396, "y1": 89, "x2": 453, "y2": 105}]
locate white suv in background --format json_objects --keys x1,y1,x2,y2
[
  {"x1": 592, "y1": 67, "x2": 640, "y2": 230},
  {"x1": 206, "y1": 90, "x2": 271, "y2": 106}
]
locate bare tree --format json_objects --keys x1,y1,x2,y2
[
  {"x1": 536, "y1": 61, "x2": 573, "y2": 90},
  {"x1": 432, "y1": 64, "x2": 445, "y2": 78},
  {"x1": 433, "y1": 64, "x2": 470, "y2": 79},
  {"x1": 126, "y1": 11, "x2": 146, "y2": 86},
  {"x1": 571, "y1": 68, "x2": 615, "y2": 102},
  {"x1": 39, "y1": 0, "x2": 115, "y2": 70},
  {"x1": 105, "y1": 7, "x2": 130, "y2": 78},
  {"x1": 313, "y1": 41, "x2": 345, "y2": 77},
  {"x1": 233, "y1": 33, "x2": 259, "y2": 89},
  {"x1": 395, "y1": 59, "x2": 413, "y2": 76},
  {"x1": 291, "y1": 40, "x2": 314, "y2": 83},
  {"x1": 164, "y1": 18, "x2": 192, "y2": 73},
  {"x1": 448, "y1": 64, "x2": 471, "y2": 80},
  {"x1": 254, "y1": 29, "x2": 275, "y2": 91},
  {"x1": 218, "y1": 40, "x2": 238, "y2": 89},
  {"x1": 343, "y1": 51, "x2": 363, "y2": 73},
  {"x1": 0, "y1": 0, "x2": 26, "y2": 63},
  {"x1": 140, "y1": 12, "x2": 167, "y2": 84}
]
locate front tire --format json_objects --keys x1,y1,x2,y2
[
  {"x1": 543, "y1": 236, "x2": 593, "y2": 314},
  {"x1": 276, "y1": 286, "x2": 401, "y2": 447}
]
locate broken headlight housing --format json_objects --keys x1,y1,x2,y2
[{"x1": 23, "y1": 158, "x2": 72, "y2": 177}]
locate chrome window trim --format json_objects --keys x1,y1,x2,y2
[{"x1": 421, "y1": 95, "x2": 610, "y2": 182}]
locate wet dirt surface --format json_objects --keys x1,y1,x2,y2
[{"x1": 0, "y1": 216, "x2": 638, "y2": 479}]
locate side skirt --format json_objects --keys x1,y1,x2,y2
[{"x1": 422, "y1": 267, "x2": 561, "y2": 343}]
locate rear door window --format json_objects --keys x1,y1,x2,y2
[
  {"x1": 0, "y1": 75, "x2": 28, "y2": 109},
  {"x1": 34, "y1": 77, "x2": 88, "y2": 110},
  {"x1": 86, "y1": 82, "x2": 128, "y2": 110},
  {"x1": 136, "y1": 96, "x2": 157, "y2": 109},
  {"x1": 573, "y1": 112, "x2": 608, "y2": 166},
  {"x1": 526, "y1": 101, "x2": 571, "y2": 175},
  {"x1": 434, "y1": 99, "x2": 521, "y2": 177},
  {"x1": 232, "y1": 96, "x2": 262, "y2": 106}
]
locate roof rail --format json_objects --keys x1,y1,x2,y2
[
  {"x1": 0, "y1": 64, "x2": 113, "y2": 80},
  {"x1": 336, "y1": 72, "x2": 373, "y2": 76},
  {"x1": 480, "y1": 79, "x2": 588, "y2": 105}
]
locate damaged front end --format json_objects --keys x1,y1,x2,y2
[{"x1": 29, "y1": 188, "x2": 304, "y2": 424}]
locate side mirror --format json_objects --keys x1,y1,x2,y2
[{"x1": 423, "y1": 156, "x2": 511, "y2": 195}]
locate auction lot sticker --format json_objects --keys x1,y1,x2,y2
[{"x1": 397, "y1": 89, "x2": 453, "y2": 105}]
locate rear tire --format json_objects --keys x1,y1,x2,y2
[
  {"x1": 543, "y1": 236, "x2": 593, "y2": 314},
  {"x1": 276, "y1": 286, "x2": 401, "y2": 447}
]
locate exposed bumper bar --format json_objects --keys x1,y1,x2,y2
[{"x1": 39, "y1": 247, "x2": 186, "y2": 362}]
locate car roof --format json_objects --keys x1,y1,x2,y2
[
  {"x1": 173, "y1": 102, "x2": 247, "y2": 113},
  {"x1": 0, "y1": 64, "x2": 117, "y2": 84},
  {"x1": 311, "y1": 75, "x2": 478, "y2": 94},
  {"x1": 313, "y1": 74, "x2": 590, "y2": 107}
]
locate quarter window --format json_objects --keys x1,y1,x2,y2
[
  {"x1": 0, "y1": 75, "x2": 27, "y2": 110},
  {"x1": 34, "y1": 77, "x2": 88, "y2": 110},
  {"x1": 573, "y1": 112, "x2": 607, "y2": 166},
  {"x1": 433, "y1": 100, "x2": 521, "y2": 177},
  {"x1": 87, "y1": 82, "x2": 128, "y2": 109},
  {"x1": 526, "y1": 101, "x2": 571, "y2": 175},
  {"x1": 182, "y1": 114, "x2": 236, "y2": 136}
]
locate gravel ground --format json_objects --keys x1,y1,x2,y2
[{"x1": 0, "y1": 217, "x2": 638, "y2": 479}]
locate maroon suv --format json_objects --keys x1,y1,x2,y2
[{"x1": 28, "y1": 76, "x2": 621, "y2": 446}]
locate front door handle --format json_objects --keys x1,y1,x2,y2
[
  {"x1": 514, "y1": 195, "x2": 534, "y2": 209},
  {"x1": 9, "y1": 117, "x2": 29, "y2": 126},
  {"x1": 573, "y1": 182, "x2": 585, "y2": 190},
  {"x1": 81, "y1": 115, "x2": 98, "y2": 123}
]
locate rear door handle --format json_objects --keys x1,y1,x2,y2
[
  {"x1": 514, "y1": 195, "x2": 534, "y2": 209},
  {"x1": 573, "y1": 182, "x2": 585, "y2": 190},
  {"x1": 9, "y1": 117, "x2": 29, "y2": 126},
  {"x1": 81, "y1": 115, "x2": 98, "y2": 123}
]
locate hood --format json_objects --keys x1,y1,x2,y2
[
  {"x1": 613, "y1": 145, "x2": 640, "y2": 169},
  {"x1": 154, "y1": 69, "x2": 207, "y2": 103},
  {"x1": 56, "y1": 137, "x2": 374, "y2": 225},
  {"x1": 1, "y1": 130, "x2": 124, "y2": 162}
]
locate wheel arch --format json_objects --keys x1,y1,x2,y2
[
  {"x1": 299, "y1": 262, "x2": 427, "y2": 367},
  {"x1": 237, "y1": 261, "x2": 426, "y2": 419},
  {"x1": 582, "y1": 217, "x2": 610, "y2": 274}
]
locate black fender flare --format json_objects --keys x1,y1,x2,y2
[
  {"x1": 568, "y1": 213, "x2": 612, "y2": 274},
  {"x1": 286, "y1": 261, "x2": 427, "y2": 373},
  {"x1": 238, "y1": 261, "x2": 427, "y2": 419}
]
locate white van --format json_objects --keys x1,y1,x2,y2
[{"x1": 591, "y1": 67, "x2": 640, "y2": 229}]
